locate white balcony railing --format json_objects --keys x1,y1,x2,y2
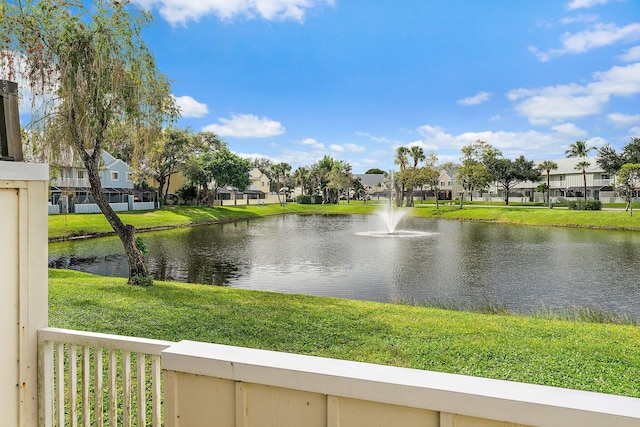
[
  {"x1": 38, "y1": 328, "x2": 640, "y2": 427},
  {"x1": 38, "y1": 327, "x2": 173, "y2": 427}
]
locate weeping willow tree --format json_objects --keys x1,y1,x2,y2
[{"x1": 1, "y1": 0, "x2": 178, "y2": 285}]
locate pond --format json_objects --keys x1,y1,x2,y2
[{"x1": 49, "y1": 214, "x2": 640, "y2": 319}]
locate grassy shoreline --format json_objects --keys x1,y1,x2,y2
[
  {"x1": 48, "y1": 203, "x2": 640, "y2": 398},
  {"x1": 48, "y1": 201, "x2": 640, "y2": 241},
  {"x1": 49, "y1": 269, "x2": 640, "y2": 398}
]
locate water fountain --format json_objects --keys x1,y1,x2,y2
[
  {"x1": 355, "y1": 206, "x2": 431, "y2": 238},
  {"x1": 378, "y1": 205, "x2": 406, "y2": 233}
]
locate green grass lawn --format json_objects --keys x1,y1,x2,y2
[
  {"x1": 48, "y1": 201, "x2": 640, "y2": 240},
  {"x1": 49, "y1": 269, "x2": 640, "y2": 398}
]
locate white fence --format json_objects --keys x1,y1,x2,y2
[
  {"x1": 38, "y1": 328, "x2": 172, "y2": 427},
  {"x1": 38, "y1": 328, "x2": 640, "y2": 427}
]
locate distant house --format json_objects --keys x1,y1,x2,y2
[
  {"x1": 49, "y1": 150, "x2": 157, "y2": 214},
  {"x1": 354, "y1": 174, "x2": 386, "y2": 198},
  {"x1": 483, "y1": 157, "x2": 615, "y2": 202}
]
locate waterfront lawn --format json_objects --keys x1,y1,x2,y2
[
  {"x1": 49, "y1": 202, "x2": 640, "y2": 240},
  {"x1": 49, "y1": 269, "x2": 640, "y2": 399},
  {"x1": 48, "y1": 204, "x2": 377, "y2": 239}
]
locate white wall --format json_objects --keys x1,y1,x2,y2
[{"x1": 0, "y1": 162, "x2": 49, "y2": 426}]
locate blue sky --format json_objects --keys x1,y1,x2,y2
[{"x1": 137, "y1": 0, "x2": 639, "y2": 172}]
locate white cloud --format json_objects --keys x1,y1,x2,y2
[
  {"x1": 567, "y1": 0, "x2": 619, "y2": 10},
  {"x1": 508, "y1": 62, "x2": 640, "y2": 124},
  {"x1": 531, "y1": 22, "x2": 640, "y2": 61},
  {"x1": 457, "y1": 91, "x2": 492, "y2": 106},
  {"x1": 630, "y1": 126, "x2": 640, "y2": 134},
  {"x1": 328, "y1": 143, "x2": 366, "y2": 153},
  {"x1": 415, "y1": 125, "x2": 589, "y2": 160},
  {"x1": 607, "y1": 113, "x2": 640, "y2": 127},
  {"x1": 343, "y1": 143, "x2": 366, "y2": 152},
  {"x1": 301, "y1": 137, "x2": 325, "y2": 150},
  {"x1": 551, "y1": 123, "x2": 588, "y2": 136},
  {"x1": 560, "y1": 14, "x2": 599, "y2": 25},
  {"x1": 172, "y1": 95, "x2": 209, "y2": 118},
  {"x1": 619, "y1": 45, "x2": 640, "y2": 62},
  {"x1": 134, "y1": 0, "x2": 334, "y2": 26},
  {"x1": 202, "y1": 114, "x2": 285, "y2": 138}
]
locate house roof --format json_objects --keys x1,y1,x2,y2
[
  {"x1": 535, "y1": 157, "x2": 603, "y2": 175},
  {"x1": 354, "y1": 174, "x2": 385, "y2": 187}
]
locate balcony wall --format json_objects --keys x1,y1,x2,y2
[
  {"x1": 0, "y1": 162, "x2": 49, "y2": 426},
  {"x1": 162, "y1": 340, "x2": 640, "y2": 427}
]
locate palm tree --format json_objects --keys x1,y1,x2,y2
[
  {"x1": 565, "y1": 140, "x2": 595, "y2": 201},
  {"x1": 538, "y1": 160, "x2": 558, "y2": 207},
  {"x1": 575, "y1": 160, "x2": 591, "y2": 201},
  {"x1": 394, "y1": 146, "x2": 410, "y2": 207},
  {"x1": 409, "y1": 146, "x2": 426, "y2": 168},
  {"x1": 565, "y1": 139, "x2": 595, "y2": 159},
  {"x1": 272, "y1": 162, "x2": 291, "y2": 206}
]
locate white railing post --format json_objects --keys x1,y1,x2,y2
[
  {"x1": 0, "y1": 162, "x2": 49, "y2": 427},
  {"x1": 38, "y1": 328, "x2": 172, "y2": 426}
]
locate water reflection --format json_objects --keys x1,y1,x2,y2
[{"x1": 49, "y1": 215, "x2": 640, "y2": 319}]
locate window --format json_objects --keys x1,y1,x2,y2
[
  {"x1": 440, "y1": 181, "x2": 445, "y2": 187},
  {"x1": 447, "y1": 181, "x2": 452, "y2": 186},
  {"x1": 126, "y1": 172, "x2": 133, "y2": 181},
  {"x1": 77, "y1": 170, "x2": 86, "y2": 180},
  {"x1": 601, "y1": 174, "x2": 610, "y2": 180},
  {"x1": 111, "y1": 171, "x2": 119, "y2": 181}
]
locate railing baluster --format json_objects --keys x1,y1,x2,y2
[
  {"x1": 108, "y1": 349, "x2": 117, "y2": 427},
  {"x1": 69, "y1": 344, "x2": 78, "y2": 427},
  {"x1": 38, "y1": 339, "x2": 54, "y2": 427},
  {"x1": 96, "y1": 348, "x2": 104, "y2": 427},
  {"x1": 123, "y1": 351, "x2": 132, "y2": 427},
  {"x1": 39, "y1": 328, "x2": 172, "y2": 427},
  {"x1": 82, "y1": 346, "x2": 90, "y2": 427},
  {"x1": 55, "y1": 343, "x2": 64, "y2": 427},
  {"x1": 152, "y1": 354, "x2": 162, "y2": 427},
  {"x1": 137, "y1": 353, "x2": 146, "y2": 427}
]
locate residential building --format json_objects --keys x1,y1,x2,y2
[
  {"x1": 484, "y1": 157, "x2": 615, "y2": 202},
  {"x1": 49, "y1": 150, "x2": 157, "y2": 213}
]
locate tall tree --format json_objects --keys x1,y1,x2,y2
[
  {"x1": 565, "y1": 139, "x2": 596, "y2": 159},
  {"x1": 184, "y1": 148, "x2": 251, "y2": 205},
  {"x1": 574, "y1": 160, "x2": 591, "y2": 201},
  {"x1": 457, "y1": 140, "x2": 494, "y2": 204},
  {"x1": 484, "y1": 155, "x2": 541, "y2": 205},
  {"x1": 1, "y1": 0, "x2": 177, "y2": 285},
  {"x1": 565, "y1": 140, "x2": 595, "y2": 201},
  {"x1": 394, "y1": 146, "x2": 410, "y2": 207},
  {"x1": 272, "y1": 162, "x2": 291, "y2": 206},
  {"x1": 327, "y1": 160, "x2": 352, "y2": 203},
  {"x1": 293, "y1": 166, "x2": 310, "y2": 196},
  {"x1": 596, "y1": 143, "x2": 624, "y2": 176},
  {"x1": 538, "y1": 160, "x2": 558, "y2": 208},
  {"x1": 404, "y1": 145, "x2": 426, "y2": 207},
  {"x1": 150, "y1": 127, "x2": 194, "y2": 205},
  {"x1": 616, "y1": 163, "x2": 640, "y2": 216}
]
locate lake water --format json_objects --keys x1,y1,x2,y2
[{"x1": 49, "y1": 214, "x2": 640, "y2": 319}]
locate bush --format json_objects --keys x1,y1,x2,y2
[
  {"x1": 297, "y1": 195, "x2": 323, "y2": 204},
  {"x1": 568, "y1": 200, "x2": 602, "y2": 210},
  {"x1": 297, "y1": 195, "x2": 312, "y2": 204}
]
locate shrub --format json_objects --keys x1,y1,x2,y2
[
  {"x1": 568, "y1": 200, "x2": 602, "y2": 210},
  {"x1": 297, "y1": 195, "x2": 323, "y2": 204}
]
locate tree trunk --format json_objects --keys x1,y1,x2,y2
[
  {"x1": 164, "y1": 172, "x2": 172, "y2": 203},
  {"x1": 156, "y1": 175, "x2": 166, "y2": 205},
  {"x1": 583, "y1": 170, "x2": 588, "y2": 201},
  {"x1": 86, "y1": 157, "x2": 150, "y2": 285},
  {"x1": 546, "y1": 171, "x2": 551, "y2": 206}
]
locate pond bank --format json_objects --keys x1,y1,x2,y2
[{"x1": 48, "y1": 202, "x2": 640, "y2": 242}]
